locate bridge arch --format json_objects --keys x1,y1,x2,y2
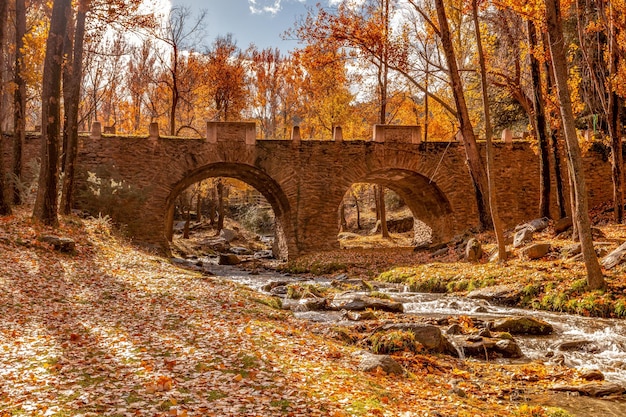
[
  {"x1": 164, "y1": 162, "x2": 293, "y2": 259},
  {"x1": 337, "y1": 168, "x2": 456, "y2": 244}
]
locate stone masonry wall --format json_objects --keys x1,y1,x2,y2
[{"x1": 1, "y1": 125, "x2": 621, "y2": 259}]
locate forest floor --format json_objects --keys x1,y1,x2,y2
[{"x1": 0, "y1": 207, "x2": 624, "y2": 416}]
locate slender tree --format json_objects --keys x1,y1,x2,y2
[
  {"x1": 544, "y1": 0, "x2": 604, "y2": 289},
  {"x1": 155, "y1": 6, "x2": 206, "y2": 135},
  {"x1": 430, "y1": 0, "x2": 491, "y2": 229},
  {"x1": 61, "y1": 0, "x2": 89, "y2": 215},
  {"x1": 13, "y1": 0, "x2": 27, "y2": 205},
  {"x1": 0, "y1": 0, "x2": 12, "y2": 215},
  {"x1": 33, "y1": 0, "x2": 72, "y2": 226},
  {"x1": 472, "y1": 0, "x2": 505, "y2": 260},
  {"x1": 527, "y1": 20, "x2": 552, "y2": 219}
]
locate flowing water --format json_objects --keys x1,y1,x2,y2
[{"x1": 200, "y1": 261, "x2": 626, "y2": 415}]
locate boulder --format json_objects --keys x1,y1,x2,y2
[
  {"x1": 357, "y1": 353, "x2": 404, "y2": 375},
  {"x1": 292, "y1": 298, "x2": 328, "y2": 312},
  {"x1": 387, "y1": 217, "x2": 414, "y2": 233},
  {"x1": 561, "y1": 243, "x2": 581, "y2": 258},
  {"x1": 521, "y1": 243, "x2": 551, "y2": 259},
  {"x1": 380, "y1": 323, "x2": 456, "y2": 354},
  {"x1": 331, "y1": 293, "x2": 403, "y2": 313},
  {"x1": 453, "y1": 336, "x2": 523, "y2": 359},
  {"x1": 580, "y1": 369, "x2": 605, "y2": 381},
  {"x1": 230, "y1": 246, "x2": 253, "y2": 255},
  {"x1": 219, "y1": 228, "x2": 238, "y2": 243},
  {"x1": 491, "y1": 316, "x2": 553, "y2": 335},
  {"x1": 527, "y1": 217, "x2": 550, "y2": 232},
  {"x1": 218, "y1": 254, "x2": 241, "y2": 265},
  {"x1": 556, "y1": 340, "x2": 600, "y2": 353},
  {"x1": 495, "y1": 339, "x2": 523, "y2": 357},
  {"x1": 200, "y1": 237, "x2": 229, "y2": 253},
  {"x1": 467, "y1": 284, "x2": 522, "y2": 305},
  {"x1": 513, "y1": 228, "x2": 534, "y2": 248},
  {"x1": 551, "y1": 382, "x2": 625, "y2": 397},
  {"x1": 254, "y1": 250, "x2": 274, "y2": 259},
  {"x1": 39, "y1": 235, "x2": 76, "y2": 253},
  {"x1": 602, "y1": 241, "x2": 626, "y2": 269},
  {"x1": 465, "y1": 238, "x2": 483, "y2": 262},
  {"x1": 554, "y1": 217, "x2": 573, "y2": 234}
]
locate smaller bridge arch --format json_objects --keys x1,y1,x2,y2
[
  {"x1": 164, "y1": 162, "x2": 293, "y2": 259},
  {"x1": 336, "y1": 168, "x2": 456, "y2": 245}
]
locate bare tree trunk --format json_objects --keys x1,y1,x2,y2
[
  {"x1": 34, "y1": 0, "x2": 72, "y2": 226},
  {"x1": 12, "y1": 0, "x2": 26, "y2": 205},
  {"x1": 551, "y1": 130, "x2": 568, "y2": 219},
  {"x1": 542, "y1": 41, "x2": 568, "y2": 219},
  {"x1": 352, "y1": 189, "x2": 361, "y2": 230},
  {"x1": 544, "y1": 0, "x2": 604, "y2": 289},
  {"x1": 527, "y1": 20, "x2": 552, "y2": 219},
  {"x1": 339, "y1": 202, "x2": 347, "y2": 232},
  {"x1": 0, "y1": 0, "x2": 12, "y2": 215},
  {"x1": 473, "y1": 0, "x2": 506, "y2": 261},
  {"x1": 606, "y1": 8, "x2": 624, "y2": 223},
  {"x1": 196, "y1": 189, "x2": 202, "y2": 222},
  {"x1": 183, "y1": 205, "x2": 190, "y2": 239},
  {"x1": 434, "y1": 0, "x2": 491, "y2": 230},
  {"x1": 377, "y1": 185, "x2": 390, "y2": 238},
  {"x1": 216, "y1": 179, "x2": 224, "y2": 233},
  {"x1": 61, "y1": 0, "x2": 88, "y2": 215},
  {"x1": 208, "y1": 186, "x2": 216, "y2": 225}
]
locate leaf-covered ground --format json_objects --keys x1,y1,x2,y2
[{"x1": 0, "y1": 210, "x2": 606, "y2": 416}]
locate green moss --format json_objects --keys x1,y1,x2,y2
[
  {"x1": 369, "y1": 330, "x2": 422, "y2": 354},
  {"x1": 368, "y1": 291, "x2": 390, "y2": 300}
]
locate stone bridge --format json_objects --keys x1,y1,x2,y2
[{"x1": 62, "y1": 122, "x2": 615, "y2": 258}]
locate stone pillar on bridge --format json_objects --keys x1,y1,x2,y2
[
  {"x1": 501, "y1": 128, "x2": 513, "y2": 144},
  {"x1": 291, "y1": 126, "x2": 301, "y2": 145},
  {"x1": 149, "y1": 122, "x2": 160, "y2": 139},
  {"x1": 333, "y1": 126, "x2": 343, "y2": 142},
  {"x1": 90, "y1": 122, "x2": 101, "y2": 139},
  {"x1": 373, "y1": 124, "x2": 422, "y2": 143},
  {"x1": 206, "y1": 121, "x2": 256, "y2": 145}
]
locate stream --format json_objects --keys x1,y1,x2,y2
[{"x1": 193, "y1": 260, "x2": 626, "y2": 415}]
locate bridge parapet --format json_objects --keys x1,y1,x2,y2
[
  {"x1": 207, "y1": 121, "x2": 256, "y2": 145},
  {"x1": 373, "y1": 124, "x2": 422, "y2": 144}
]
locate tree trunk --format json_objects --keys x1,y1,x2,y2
[
  {"x1": 183, "y1": 206, "x2": 190, "y2": 239},
  {"x1": 542, "y1": 40, "x2": 568, "y2": 219},
  {"x1": 339, "y1": 202, "x2": 347, "y2": 232},
  {"x1": 61, "y1": 0, "x2": 88, "y2": 215},
  {"x1": 544, "y1": 0, "x2": 604, "y2": 289},
  {"x1": 13, "y1": 0, "x2": 26, "y2": 205},
  {"x1": 352, "y1": 190, "x2": 361, "y2": 230},
  {"x1": 527, "y1": 20, "x2": 552, "y2": 219},
  {"x1": 34, "y1": 0, "x2": 72, "y2": 226},
  {"x1": 434, "y1": 0, "x2": 491, "y2": 230},
  {"x1": 170, "y1": 46, "x2": 179, "y2": 136},
  {"x1": 473, "y1": 0, "x2": 506, "y2": 261},
  {"x1": 196, "y1": 191, "x2": 202, "y2": 222},
  {"x1": 551, "y1": 129, "x2": 568, "y2": 219},
  {"x1": 606, "y1": 9, "x2": 624, "y2": 223},
  {"x1": 377, "y1": 185, "x2": 390, "y2": 238},
  {"x1": 0, "y1": 0, "x2": 12, "y2": 215},
  {"x1": 216, "y1": 179, "x2": 224, "y2": 233}
]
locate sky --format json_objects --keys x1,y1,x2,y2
[{"x1": 170, "y1": 0, "x2": 326, "y2": 51}]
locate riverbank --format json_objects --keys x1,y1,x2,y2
[
  {"x1": 0, "y1": 209, "x2": 623, "y2": 416},
  {"x1": 278, "y1": 222, "x2": 626, "y2": 319}
]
